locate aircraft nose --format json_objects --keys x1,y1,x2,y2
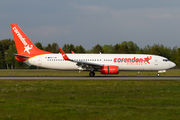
[{"x1": 170, "y1": 61, "x2": 176, "y2": 68}]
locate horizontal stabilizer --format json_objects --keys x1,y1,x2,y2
[
  {"x1": 6, "y1": 53, "x2": 29, "y2": 62},
  {"x1": 6, "y1": 53, "x2": 29, "y2": 58}
]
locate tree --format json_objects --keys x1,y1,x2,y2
[
  {"x1": 0, "y1": 39, "x2": 14, "y2": 51},
  {"x1": 5, "y1": 44, "x2": 17, "y2": 69},
  {"x1": 136, "y1": 48, "x2": 144, "y2": 54},
  {"x1": 45, "y1": 43, "x2": 52, "y2": 52},
  {"x1": 75, "y1": 45, "x2": 86, "y2": 53},
  {"x1": 35, "y1": 42, "x2": 43, "y2": 50},
  {"x1": 0, "y1": 43, "x2": 5, "y2": 68},
  {"x1": 63, "y1": 44, "x2": 75, "y2": 53},
  {"x1": 92, "y1": 44, "x2": 104, "y2": 53},
  {"x1": 15, "y1": 60, "x2": 26, "y2": 69},
  {"x1": 51, "y1": 43, "x2": 59, "y2": 53},
  {"x1": 118, "y1": 41, "x2": 138, "y2": 54},
  {"x1": 0, "y1": 39, "x2": 14, "y2": 65},
  {"x1": 151, "y1": 44, "x2": 161, "y2": 55},
  {"x1": 69, "y1": 44, "x2": 75, "y2": 53},
  {"x1": 143, "y1": 45, "x2": 151, "y2": 54},
  {"x1": 128, "y1": 44, "x2": 136, "y2": 54},
  {"x1": 119, "y1": 44, "x2": 129, "y2": 53},
  {"x1": 114, "y1": 43, "x2": 121, "y2": 53},
  {"x1": 62, "y1": 44, "x2": 68, "y2": 52},
  {"x1": 103, "y1": 45, "x2": 114, "y2": 53},
  {"x1": 170, "y1": 46, "x2": 177, "y2": 63},
  {"x1": 0, "y1": 51, "x2": 5, "y2": 69},
  {"x1": 175, "y1": 47, "x2": 180, "y2": 67},
  {"x1": 127, "y1": 41, "x2": 139, "y2": 52}
]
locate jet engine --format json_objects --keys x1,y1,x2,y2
[{"x1": 101, "y1": 66, "x2": 119, "y2": 74}]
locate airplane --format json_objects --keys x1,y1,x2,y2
[{"x1": 10, "y1": 24, "x2": 176, "y2": 77}]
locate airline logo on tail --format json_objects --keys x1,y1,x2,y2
[
  {"x1": 12, "y1": 27, "x2": 33, "y2": 54},
  {"x1": 24, "y1": 45, "x2": 33, "y2": 54}
]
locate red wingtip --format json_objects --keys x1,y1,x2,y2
[
  {"x1": 71, "y1": 51, "x2": 75, "y2": 54},
  {"x1": 59, "y1": 48, "x2": 70, "y2": 60}
]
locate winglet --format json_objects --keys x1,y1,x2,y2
[
  {"x1": 59, "y1": 48, "x2": 70, "y2": 60},
  {"x1": 71, "y1": 51, "x2": 75, "y2": 54}
]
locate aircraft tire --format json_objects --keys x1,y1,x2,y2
[
  {"x1": 157, "y1": 73, "x2": 160, "y2": 77},
  {"x1": 89, "y1": 72, "x2": 95, "y2": 77}
]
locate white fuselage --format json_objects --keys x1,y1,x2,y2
[{"x1": 26, "y1": 54, "x2": 176, "y2": 71}]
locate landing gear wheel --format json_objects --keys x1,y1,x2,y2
[
  {"x1": 157, "y1": 73, "x2": 160, "y2": 77},
  {"x1": 89, "y1": 72, "x2": 95, "y2": 77}
]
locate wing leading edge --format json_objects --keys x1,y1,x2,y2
[{"x1": 59, "y1": 48, "x2": 103, "y2": 70}]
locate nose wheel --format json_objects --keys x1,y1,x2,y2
[
  {"x1": 89, "y1": 71, "x2": 95, "y2": 77},
  {"x1": 157, "y1": 73, "x2": 160, "y2": 77}
]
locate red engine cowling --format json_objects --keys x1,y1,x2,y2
[{"x1": 101, "y1": 66, "x2": 119, "y2": 74}]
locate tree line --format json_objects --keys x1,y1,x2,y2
[{"x1": 1, "y1": 39, "x2": 180, "y2": 69}]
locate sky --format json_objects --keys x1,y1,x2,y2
[{"x1": 1, "y1": 0, "x2": 180, "y2": 50}]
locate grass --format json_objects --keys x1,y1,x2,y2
[
  {"x1": 0, "y1": 69, "x2": 179, "y2": 76},
  {"x1": 1, "y1": 80, "x2": 180, "y2": 119}
]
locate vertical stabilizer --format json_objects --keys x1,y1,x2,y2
[{"x1": 11, "y1": 24, "x2": 52, "y2": 57}]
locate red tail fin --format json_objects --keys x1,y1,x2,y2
[{"x1": 11, "y1": 24, "x2": 52, "y2": 57}]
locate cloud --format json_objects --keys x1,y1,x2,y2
[
  {"x1": 66, "y1": 4, "x2": 180, "y2": 48},
  {"x1": 69, "y1": 2, "x2": 108, "y2": 13},
  {"x1": 31, "y1": 26, "x2": 70, "y2": 37},
  {"x1": 147, "y1": 13, "x2": 173, "y2": 19},
  {"x1": 2, "y1": 1, "x2": 180, "y2": 49},
  {"x1": 0, "y1": 13, "x2": 9, "y2": 18}
]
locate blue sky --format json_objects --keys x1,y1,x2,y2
[{"x1": 1, "y1": 0, "x2": 180, "y2": 49}]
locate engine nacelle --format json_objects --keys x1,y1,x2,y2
[{"x1": 101, "y1": 66, "x2": 119, "y2": 74}]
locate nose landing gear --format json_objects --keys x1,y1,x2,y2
[
  {"x1": 157, "y1": 70, "x2": 166, "y2": 77},
  {"x1": 157, "y1": 73, "x2": 160, "y2": 77}
]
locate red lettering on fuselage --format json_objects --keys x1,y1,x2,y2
[{"x1": 114, "y1": 56, "x2": 152, "y2": 65}]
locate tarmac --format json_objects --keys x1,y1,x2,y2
[{"x1": 0, "y1": 76, "x2": 180, "y2": 80}]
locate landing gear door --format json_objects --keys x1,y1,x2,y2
[{"x1": 154, "y1": 58, "x2": 158, "y2": 66}]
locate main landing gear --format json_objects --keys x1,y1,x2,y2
[{"x1": 89, "y1": 71, "x2": 95, "y2": 77}]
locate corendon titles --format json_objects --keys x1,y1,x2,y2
[
  {"x1": 13, "y1": 27, "x2": 27, "y2": 46},
  {"x1": 114, "y1": 56, "x2": 152, "y2": 65},
  {"x1": 13, "y1": 27, "x2": 33, "y2": 54}
]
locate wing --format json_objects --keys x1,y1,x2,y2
[{"x1": 59, "y1": 48, "x2": 103, "y2": 70}]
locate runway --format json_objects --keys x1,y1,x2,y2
[{"x1": 0, "y1": 76, "x2": 180, "y2": 80}]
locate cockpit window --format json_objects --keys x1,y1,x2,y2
[{"x1": 163, "y1": 59, "x2": 169, "y2": 62}]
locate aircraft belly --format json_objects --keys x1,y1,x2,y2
[
  {"x1": 42, "y1": 61, "x2": 77, "y2": 70},
  {"x1": 118, "y1": 63, "x2": 152, "y2": 71}
]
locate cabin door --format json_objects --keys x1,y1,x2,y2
[
  {"x1": 154, "y1": 58, "x2": 158, "y2": 66},
  {"x1": 38, "y1": 56, "x2": 42, "y2": 66}
]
